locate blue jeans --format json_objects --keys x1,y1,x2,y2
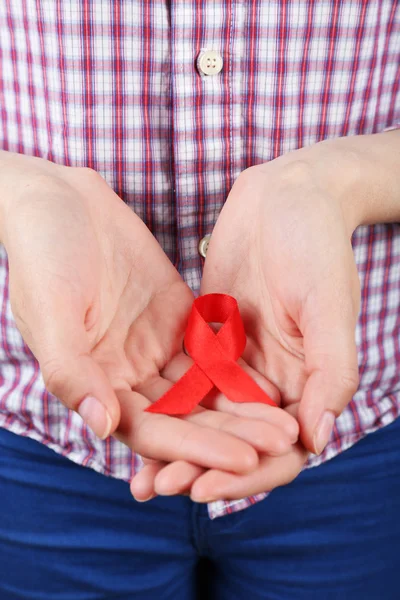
[{"x1": 0, "y1": 419, "x2": 399, "y2": 600}]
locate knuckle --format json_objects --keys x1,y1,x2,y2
[
  {"x1": 279, "y1": 159, "x2": 313, "y2": 186},
  {"x1": 26, "y1": 172, "x2": 69, "y2": 195},
  {"x1": 229, "y1": 166, "x2": 265, "y2": 206},
  {"x1": 175, "y1": 428, "x2": 195, "y2": 455},
  {"x1": 133, "y1": 417, "x2": 155, "y2": 456},
  {"x1": 241, "y1": 447, "x2": 258, "y2": 472},
  {"x1": 340, "y1": 368, "x2": 360, "y2": 396},
  {"x1": 75, "y1": 166, "x2": 102, "y2": 182},
  {"x1": 41, "y1": 360, "x2": 67, "y2": 397},
  {"x1": 235, "y1": 165, "x2": 260, "y2": 189},
  {"x1": 218, "y1": 414, "x2": 237, "y2": 433}
]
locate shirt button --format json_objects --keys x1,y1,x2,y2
[
  {"x1": 198, "y1": 234, "x2": 212, "y2": 258},
  {"x1": 197, "y1": 50, "x2": 223, "y2": 76}
]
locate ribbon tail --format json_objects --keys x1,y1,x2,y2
[
  {"x1": 145, "y1": 364, "x2": 214, "y2": 415},
  {"x1": 200, "y1": 359, "x2": 278, "y2": 408}
]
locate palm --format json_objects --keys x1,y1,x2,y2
[
  {"x1": 202, "y1": 259, "x2": 307, "y2": 412},
  {"x1": 135, "y1": 163, "x2": 360, "y2": 502},
  {"x1": 58, "y1": 175, "x2": 298, "y2": 473},
  {"x1": 7, "y1": 163, "x2": 298, "y2": 478},
  {"x1": 193, "y1": 247, "x2": 310, "y2": 501},
  {"x1": 200, "y1": 197, "x2": 308, "y2": 412},
  {"x1": 127, "y1": 231, "x2": 306, "y2": 502},
  {"x1": 88, "y1": 252, "x2": 193, "y2": 393},
  {"x1": 201, "y1": 165, "x2": 359, "y2": 418},
  {"x1": 176, "y1": 164, "x2": 361, "y2": 502}
]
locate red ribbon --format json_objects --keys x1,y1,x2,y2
[{"x1": 146, "y1": 293, "x2": 277, "y2": 415}]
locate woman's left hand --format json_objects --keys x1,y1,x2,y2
[{"x1": 131, "y1": 131, "x2": 400, "y2": 502}]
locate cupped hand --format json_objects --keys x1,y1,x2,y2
[
  {"x1": 0, "y1": 152, "x2": 192, "y2": 439},
  {"x1": 0, "y1": 152, "x2": 298, "y2": 476},
  {"x1": 122, "y1": 353, "x2": 299, "y2": 500},
  {"x1": 201, "y1": 143, "x2": 361, "y2": 455},
  {"x1": 130, "y1": 138, "x2": 362, "y2": 501}
]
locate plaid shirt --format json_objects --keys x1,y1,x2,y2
[{"x1": 0, "y1": 0, "x2": 399, "y2": 519}]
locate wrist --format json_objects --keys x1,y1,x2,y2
[
  {"x1": 0, "y1": 152, "x2": 66, "y2": 245},
  {"x1": 303, "y1": 131, "x2": 400, "y2": 233}
]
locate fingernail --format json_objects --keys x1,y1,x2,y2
[
  {"x1": 156, "y1": 488, "x2": 177, "y2": 497},
  {"x1": 314, "y1": 410, "x2": 336, "y2": 455},
  {"x1": 78, "y1": 396, "x2": 112, "y2": 440},
  {"x1": 191, "y1": 495, "x2": 217, "y2": 504},
  {"x1": 133, "y1": 495, "x2": 155, "y2": 503}
]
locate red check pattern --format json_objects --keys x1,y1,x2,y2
[{"x1": 0, "y1": 0, "x2": 399, "y2": 519}]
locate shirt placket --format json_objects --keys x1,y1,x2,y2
[
  {"x1": 169, "y1": 1, "x2": 251, "y2": 519},
  {"x1": 169, "y1": 1, "x2": 245, "y2": 294}
]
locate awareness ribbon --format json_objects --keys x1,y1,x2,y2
[{"x1": 146, "y1": 293, "x2": 277, "y2": 415}]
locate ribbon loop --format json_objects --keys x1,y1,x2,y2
[
  {"x1": 146, "y1": 293, "x2": 277, "y2": 415},
  {"x1": 185, "y1": 294, "x2": 246, "y2": 361}
]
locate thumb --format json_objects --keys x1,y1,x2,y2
[
  {"x1": 30, "y1": 306, "x2": 120, "y2": 440},
  {"x1": 298, "y1": 289, "x2": 359, "y2": 455}
]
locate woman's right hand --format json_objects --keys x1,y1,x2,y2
[{"x1": 0, "y1": 152, "x2": 298, "y2": 475}]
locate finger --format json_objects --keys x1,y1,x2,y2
[
  {"x1": 203, "y1": 392, "x2": 298, "y2": 443},
  {"x1": 32, "y1": 303, "x2": 120, "y2": 439},
  {"x1": 205, "y1": 394, "x2": 299, "y2": 443},
  {"x1": 154, "y1": 461, "x2": 205, "y2": 496},
  {"x1": 189, "y1": 409, "x2": 293, "y2": 455},
  {"x1": 115, "y1": 388, "x2": 259, "y2": 474},
  {"x1": 190, "y1": 444, "x2": 308, "y2": 502},
  {"x1": 130, "y1": 462, "x2": 166, "y2": 501},
  {"x1": 153, "y1": 405, "x2": 301, "y2": 498},
  {"x1": 138, "y1": 367, "x2": 294, "y2": 456},
  {"x1": 237, "y1": 358, "x2": 282, "y2": 405},
  {"x1": 162, "y1": 352, "x2": 298, "y2": 441},
  {"x1": 299, "y1": 273, "x2": 359, "y2": 455}
]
